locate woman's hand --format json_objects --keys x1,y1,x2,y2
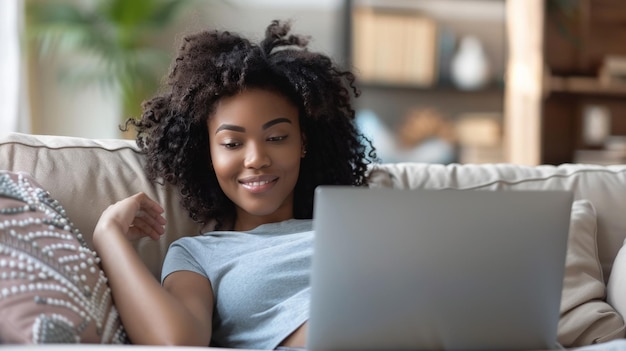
[{"x1": 95, "y1": 192, "x2": 167, "y2": 241}]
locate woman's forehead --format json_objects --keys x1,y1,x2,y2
[{"x1": 208, "y1": 89, "x2": 300, "y2": 130}]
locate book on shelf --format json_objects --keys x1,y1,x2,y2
[
  {"x1": 574, "y1": 149, "x2": 626, "y2": 166},
  {"x1": 599, "y1": 55, "x2": 626, "y2": 84},
  {"x1": 351, "y1": 6, "x2": 438, "y2": 86},
  {"x1": 575, "y1": 136, "x2": 626, "y2": 165}
]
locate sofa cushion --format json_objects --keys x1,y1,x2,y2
[
  {"x1": 0, "y1": 171, "x2": 127, "y2": 343},
  {"x1": 0, "y1": 132, "x2": 204, "y2": 279},
  {"x1": 558, "y1": 200, "x2": 625, "y2": 346}
]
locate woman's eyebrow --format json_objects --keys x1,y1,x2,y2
[
  {"x1": 262, "y1": 117, "x2": 292, "y2": 130},
  {"x1": 215, "y1": 124, "x2": 245, "y2": 134},
  {"x1": 215, "y1": 117, "x2": 292, "y2": 134}
]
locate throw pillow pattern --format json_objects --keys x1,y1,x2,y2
[{"x1": 0, "y1": 171, "x2": 127, "y2": 344}]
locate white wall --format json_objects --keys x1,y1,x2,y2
[
  {"x1": 187, "y1": 0, "x2": 343, "y2": 58},
  {"x1": 32, "y1": 57, "x2": 121, "y2": 138},
  {"x1": 29, "y1": 0, "x2": 343, "y2": 138},
  {"x1": 2, "y1": 0, "x2": 30, "y2": 134}
]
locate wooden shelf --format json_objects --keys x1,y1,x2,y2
[
  {"x1": 535, "y1": 0, "x2": 626, "y2": 165},
  {"x1": 359, "y1": 80, "x2": 504, "y2": 94},
  {"x1": 547, "y1": 76, "x2": 626, "y2": 97}
]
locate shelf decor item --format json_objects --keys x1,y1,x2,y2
[
  {"x1": 582, "y1": 105, "x2": 611, "y2": 147},
  {"x1": 450, "y1": 35, "x2": 490, "y2": 90}
]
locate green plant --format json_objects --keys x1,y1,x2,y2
[{"x1": 27, "y1": 0, "x2": 193, "y2": 122}]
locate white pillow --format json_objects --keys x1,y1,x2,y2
[
  {"x1": 607, "y1": 237, "x2": 626, "y2": 328},
  {"x1": 558, "y1": 200, "x2": 626, "y2": 346}
]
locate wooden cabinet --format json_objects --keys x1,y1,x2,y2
[{"x1": 540, "y1": 0, "x2": 626, "y2": 165}]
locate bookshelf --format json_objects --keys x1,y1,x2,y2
[
  {"x1": 345, "y1": 0, "x2": 508, "y2": 164},
  {"x1": 346, "y1": 0, "x2": 626, "y2": 165},
  {"x1": 540, "y1": 0, "x2": 626, "y2": 165}
]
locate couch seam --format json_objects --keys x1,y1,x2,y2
[
  {"x1": 0, "y1": 141, "x2": 141, "y2": 154},
  {"x1": 458, "y1": 169, "x2": 626, "y2": 190},
  {"x1": 378, "y1": 166, "x2": 626, "y2": 190}
]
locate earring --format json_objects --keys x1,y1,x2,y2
[{"x1": 301, "y1": 148, "x2": 307, "y2": 158}]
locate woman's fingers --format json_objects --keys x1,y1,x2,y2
[
  {"x1": 136, "y1": 193, "x2": 165, "y2": 214},
  {"x1": 129, "y1": 217, "x2": 163, "y2": 241},
  {"x1": 124, "y1": 193, "x2": 167, "y2": 240},
  {"x1": 96, "y1": 192, "x2": 168, "y2": 243},
  {"x1": 132, "y1": 210, "x2": 166, "y2": 240}
]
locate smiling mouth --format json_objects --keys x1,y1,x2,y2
[
  {"x1": 239, "y1": 177, "x2": 278, "y2": 193},
  {"x1": 243, "y1": 180, "x2": 272, "y2": 187}
]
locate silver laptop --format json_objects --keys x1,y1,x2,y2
[{"x1": 308, "y1": 187, "x2": 573, "y2": 351}]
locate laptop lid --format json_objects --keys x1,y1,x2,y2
[{"x1": 308, "y1": 187, "x2": 572, "y2": 351}]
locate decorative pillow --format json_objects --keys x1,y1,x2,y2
[
  {"x1": 0, "y1": 171, "x2": 127, "y2": 344},
  {"x1": 558, "y1": 200, "x2": 625, "y2": 347}
]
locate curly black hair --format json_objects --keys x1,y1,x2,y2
[{"x1": 127, "y1": 20, "x2": 376, "y2": 230}]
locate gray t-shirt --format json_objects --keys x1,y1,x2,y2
[{"x1": 161, "y1": 219, "x2": 313, "y2": 350}]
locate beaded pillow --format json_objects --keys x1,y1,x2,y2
[{"x1": 0, "y1": 171, "x2": 127, "y2": 344}]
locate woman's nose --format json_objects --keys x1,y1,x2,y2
[{"x1": 244, "y1": 142, "x2": 271, "y2": 169}]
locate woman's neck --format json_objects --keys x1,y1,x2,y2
[{"x1": 234, "y1": 212, "x2": 293, "y2": 231}]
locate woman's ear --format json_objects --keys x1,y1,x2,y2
[{"x1": 301, "y1": 133, "x2": 307, "y2": 158}]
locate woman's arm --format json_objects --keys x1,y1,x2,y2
[{"x1": 93, "y1": 192, "x2": 213, "y2": 346}]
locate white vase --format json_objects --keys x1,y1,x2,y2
[{"x1": 450, "y1": 35, "x2": 490, "y2": 90}]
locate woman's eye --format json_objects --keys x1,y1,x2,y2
[
  {"x1": 221, "y1": 142, "x2": 241, "y2": 149},
  {"x1": 268, "y1": 135, "x2": 287, "y2": 142}
]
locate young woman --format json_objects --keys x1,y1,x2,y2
[{"x1": 93, "y1": 20, "x2": 376, "y2": 349}]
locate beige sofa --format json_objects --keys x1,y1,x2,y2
[{"x1": 2, "y1": 132, "x2": 626, "y2": 349}]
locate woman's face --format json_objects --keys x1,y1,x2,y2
[{"x1": 208, "y1": 88, "x2": 304, "y2": 231}]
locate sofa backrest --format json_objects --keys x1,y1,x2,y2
[
  {"x1": 3, "y1": 132, "x2": 626, "y2": 280},
  {"x1": 0, "y1": 132, "x2": 203, "y2": 279}
]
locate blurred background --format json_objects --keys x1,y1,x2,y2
[{"x1": 4, "y1": 0, "x2": 626, "y2": 166}]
